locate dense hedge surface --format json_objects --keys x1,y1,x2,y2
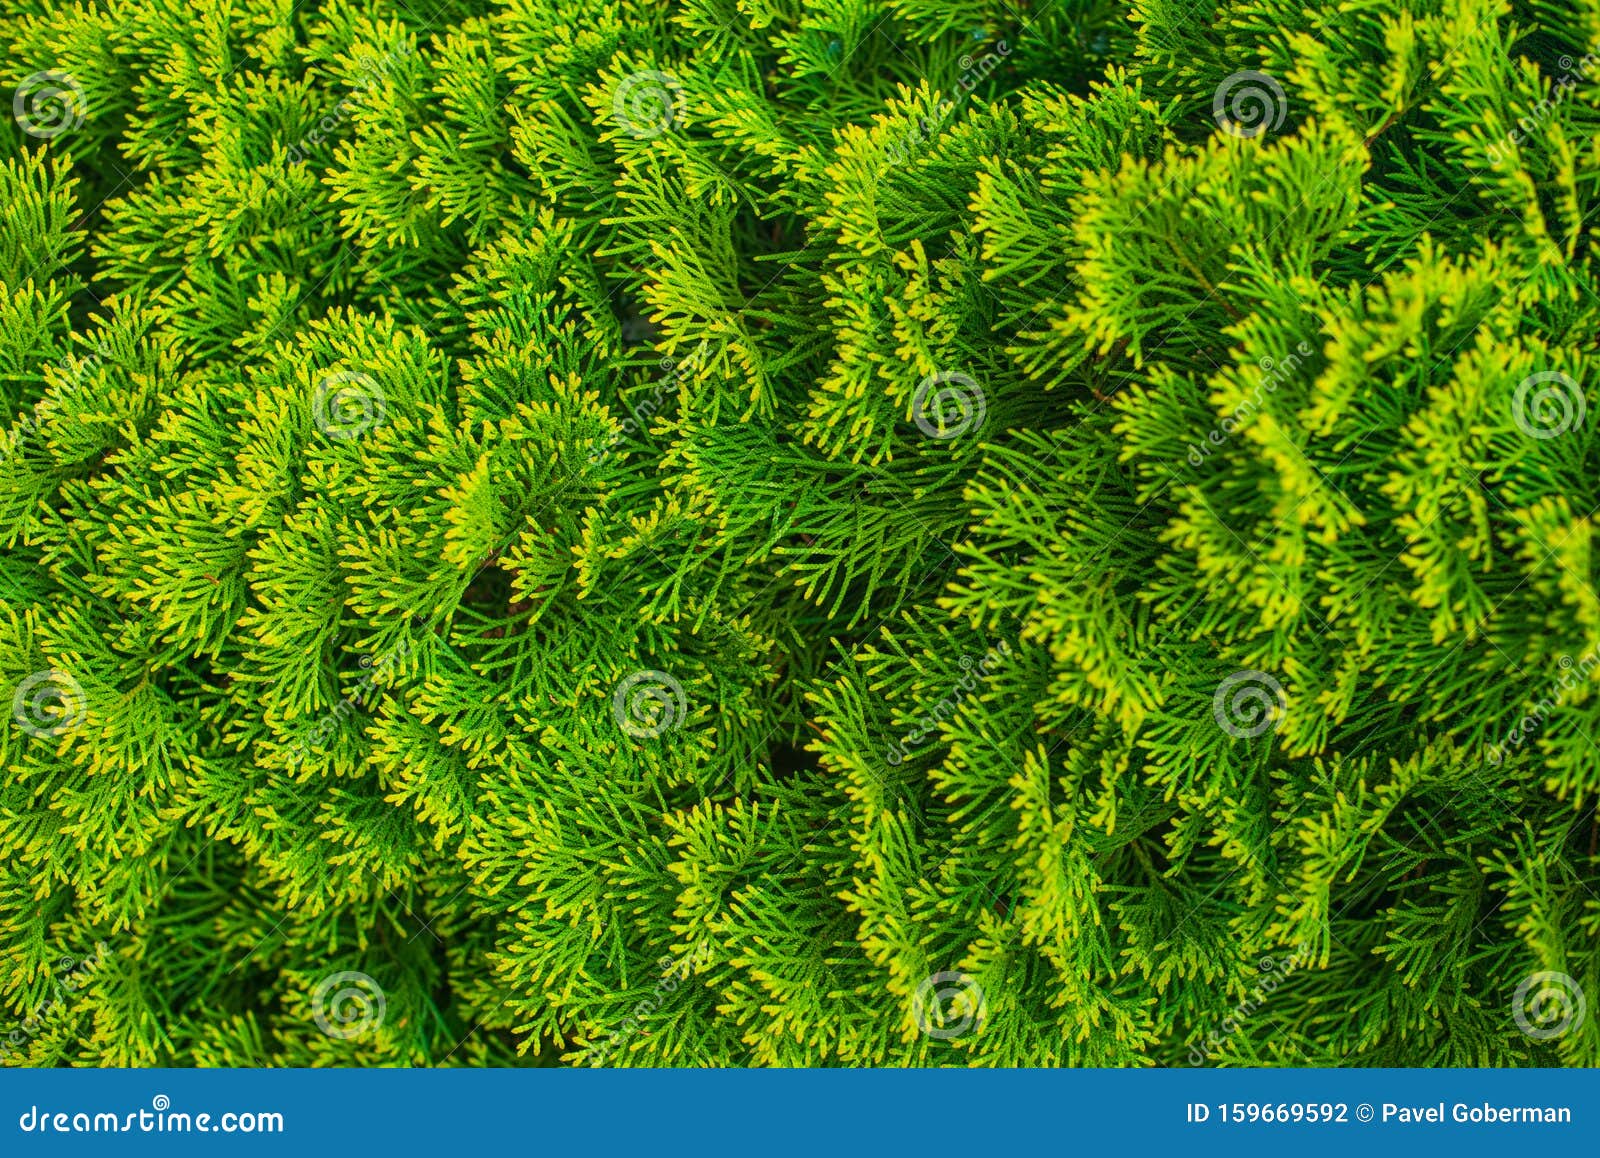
[{"x1": 3, "y1": 0, "x2": 1600, "y2": 1066}]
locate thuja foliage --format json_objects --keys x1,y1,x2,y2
[{"x1": 3, "y1": 0, "x2": 1600, "y2": 1068}]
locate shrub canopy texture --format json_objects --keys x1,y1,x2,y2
[{"x1": 2, "y1": 0, "x2": 1600, "y2": 1067}]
